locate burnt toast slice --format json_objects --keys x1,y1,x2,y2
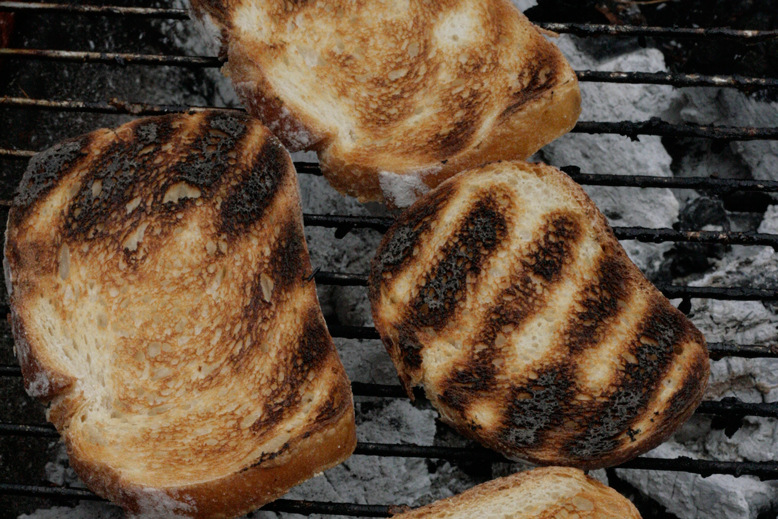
[
  {"x1": 189, "y1": 0, "x2": 580, "y2": 206},
  {"x1": 393, "y1": 467, "x2": 641, "y2": 519},
  {"x1": 4, "y1": 112, "x2": 356, "y2": 518},
  {"x1": 368, "y1": 161, "x2": 709, "y2": 470}
]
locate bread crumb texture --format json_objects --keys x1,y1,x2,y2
[
  {"x1": 369, "y1": 161, "x2": 709, "y2": 469},
  {"x1": 190, "y1": 0, "x2": 580, "y2": 204},
  {"x1": 4, "y1": 112, "x2": 355, "y2": 518},
  {"x1": 394, "y1": 467, "x2": 642, "y2": 519}
]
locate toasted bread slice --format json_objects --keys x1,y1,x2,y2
[
  {"x1": 189, "y1": 0, "x2": 580, "y2": 206},
  {"x1": 368, "y1": 161, "x2": 709, "y2": 470},
  {"x1": 4, "y1": 112, "x2": 356, "y2": 518},
  {"x1": 394, "y1": 467, "x2": 641, "y2": 519}
]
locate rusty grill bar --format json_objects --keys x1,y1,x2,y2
[
  {"x1": 2, "y1": 1, "x2": 778, "y2": 518},
  {"x1": 2, "y1": 1, "x2": 778, "y2": 43},
  {"x1": 3, "y1": 49, "x2": 778, "y2": 91},
  {"x1": 3, "y1": 97, "x2": 778, "y2": 141}
]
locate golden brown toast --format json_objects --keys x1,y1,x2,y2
[
  {"x1": 189, "y1": 0, "x2": 581, "y2": 206},
  {"x1": 368, "y1": 161, "x2": 709, "y2": 470},
  {"x1": 394, "y1": 467, "x2": 641, "y2": 519},
  {"x1": 4, "y1": 112, "x2": 356, "y2": 518}
]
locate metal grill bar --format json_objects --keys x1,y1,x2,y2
[
  {"x1": 303, "y1": 214, "x2": 778, "y2": 248},
  {"x1": 562, "y1": 170, "x2": 778, "y2": 193},
  {"x1": 354, "y1": 444, "x2": 778, "y2": 479},
  {"x1": 2, "y1": 425, "x2": 777, "y2": 479},
  {"x1": 576, "y1": 70, "x2": 778, "y2": 89},
  {"x1": 1, "y1": 391, "x2": 774, "y2": 434},
  {"x1": 0, "y1": 423, "x2": 58, "y2": 438},
  {"x1": 3, "y1": 149, "x2": 778, "y2": 195},
  {"x1": 0, "y1": 48, "x2": 221, "y2": 67},
  {"x1": 536, "y1": 22, "x2": 778, "y2": 43},
  {"x1": 311, "y1": 271, "x2": 778, "y2": 301},
  {"x1": 0, "y1": 1, "x2": 189, "y2": 19},
  {"x1": 0, "y1": 338, "x2": 775, "y2": 380},
  {"x1": 0, "y1": 485, "x2": 394, "y2": 516},
  {"x1": 331, "y1": 330, "x2": 778, "y2": 360},
  {"x1": 3, "y1": 97, "x2": 778, "y2": 140},
  {"x1": 1, "y1": 57, "x2": 778, "y2": 91},
  {"x1": 573, "y1": 119, "x2": 778, "y2": 141},
  {"x1": 0, "y1": 97, "x2": 234, "y2": 116},
  {"x1": 0, "y1": 149, "x2": 35, "y2": 159},
  {"x1": 1, "y1": 3, "x2": 776, "y2": 43}
]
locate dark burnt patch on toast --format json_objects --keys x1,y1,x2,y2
[
  {"x1": 250, "y1": 309, "x2": 333, "y2": 437},
  {"x1": 500, "y1": 44, "x2": 564, "y2": 121},
  {"x1": 13, "y1": 135, "x2": 92, "y2": 221},
  {"x1": 523, "y1": 212, "x2": 581, "y2": 283},
  {"x1": 562, "y1": 251, "x2": 634, "y2": 354},
  {"x1": 439, "y1": 212, "x2": 584, "y2": 413},
  {"x1": 314, "y1": 375, "x2": 350, "y2": 425},
  {"x1": 373, "y1": 181, "x2": 454, "y2": 276},
  {"x1": 430, "y1": 97, "x2": 483, "y2": 161},
  {"x1": 175, "y1": 111, "x2": 247, "y2": 190},
  {"x1": 666, "y1": 346, "x2": 708, "y2": 418},
  {"x1": 563, "y1": 300, "x2": 693, "y2": 464},
  {"x1": 439, "y1": 348, "x2": 498, "y2": 413},
  {"x1": 499, "y1": 365, "x2": 573, "y2": 449},
  {"x1": 408, "y1": 196, "x2": 507, "y2": 330},
  {"x1": 391, "y1": 327, "x2": 425, "y2": 377},
  {"x1": 219, "y1": 134, "x2": 287, "y2": 236},
  {"x1": 231, "y1": 218, "x2": 308, "y2": 366},
  {"x1": 57, "y1": 112, "x2": 264, "y2": 266},
  {"x1": 267, "y1": 217, "x2": 310, "y2": 293}
]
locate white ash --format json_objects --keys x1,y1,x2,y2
[
  {"x1": 337, "y1": 338, "x2": 399, "y2": 386},
  {"x1": 510, "y1": 0, "x2": 538, "y2": 12},
  {"x1": 378, "y1": 170, "x2": 432, "y2": 209},
  {"x1": 541, "y1": 37, "x2": 680, "y2": 277},
  {"x1": 689, "y1": 244, "x2": 778, "y2": 345},
  {"x1": 617, "y1": 441, "x2": 777, "y2": 519},
  {"x1": 668, "y1": 87, "x2": 778, "y2": 184},
  {"x1": 44, "y1": 442, "x2": 83, "y2": 489},
  {"x1": 759, "y1": 205, "x2": 778, "y2": 235},
  {"x1": 615, "y1": 208, "x2": 778, "y2": 518},
  {"x1": 260, "y1": 399, "x2": 466, "y2": 519},
  {"x1": 294, "y1": 158, "x2": 385, "y2": 327},
  {"x1": 18, "y1": 502, "x2": 122, "y2": 519}
]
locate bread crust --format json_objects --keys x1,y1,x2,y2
[
  {"x1": 5, "y1": 112, "x2": 356, "y2": 518},
  {"x1": 190, "y1": 0, "x2": 581, "y2": 206},
  {"x1": 369, "y1": 160, "x2": 709, "y2": 470},
  {"x1": 393, "y1": 467, "x2": 641, "y2": 519},
  {"x1": 67, "y1": 383, "x2": 355, "y2": 519}
]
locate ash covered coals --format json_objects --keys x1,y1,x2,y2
[{"x1": 527, "y1": 0, "x2": 778, "y2": 89}]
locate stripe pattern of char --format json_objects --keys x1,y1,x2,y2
[{"x1": 370, "y1": 162, "x2": 708, "y2": 469}]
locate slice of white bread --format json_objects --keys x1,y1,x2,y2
[
  {"x1": 4, "y1": 112, "x2": 356, "y2": 518},
  {"x1": 189, "y1": 0, "x2": 581, "y2": 206},
  {"x1": 394, "y1": 467, "x2": 641, "y2": 519},
  {"x1": 368, "y1": 161, "x2": 709, "y2": 469}
]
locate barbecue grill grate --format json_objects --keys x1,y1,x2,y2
[{"x1": 1, "y1": 1, "x2": 778, "y2": 517}]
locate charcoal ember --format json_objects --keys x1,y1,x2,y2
[
  {"x1": 664, "y1": 197, "x2": 730, "y2": 280},
  {"x1": 528, "y1": 0, "x2": 778, "y2": 87},
  {"x1": 638, "y1": 0, "x2": 778, "y2": 84}
]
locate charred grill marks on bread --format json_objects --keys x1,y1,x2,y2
[
  {"x1": 369, "y1": 161, "x2": 709, "y2": 469},
  {"x1": 4, "y1": 112, "x2": 356, "y2": 519}
]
